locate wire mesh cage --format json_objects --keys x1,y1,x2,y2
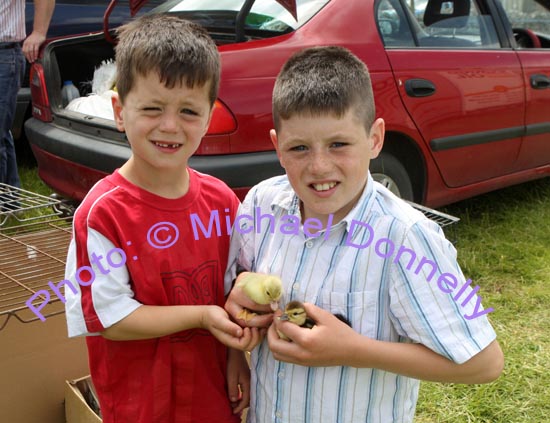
[
  {"x1": 405, "y1": 200, "x2": 460, "y2": 228},
  {"x1": 0, "y1": 184, "x2": 73, "y2": 330},
  {"x1": 0, "y1": 182, "x2": 66, "y2": 226}
]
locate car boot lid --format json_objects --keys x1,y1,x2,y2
[{"x1": 103, "y1": 0, "x2": 149, "y2": 40}]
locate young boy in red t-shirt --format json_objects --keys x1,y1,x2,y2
[{"x1": 64, "y1": 14, "x2": 260, "y2": 423}]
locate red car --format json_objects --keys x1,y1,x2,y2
[{"x1": 26, "y1": 0, "x2": 550, "y2": 206}]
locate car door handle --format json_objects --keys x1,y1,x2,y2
[
  {"x1": 404, "y1": 79, "x2": 436, "y2": 97},
  {"x1": 405, "y1": 79, "x2": 435, "y2": 97},
  {"x1": 530, "y1": 74, "x2": 550, "y2": 89}
]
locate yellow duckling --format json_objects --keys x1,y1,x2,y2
[
  {"x1": 277, "y1": 300, "x2": 351, "y2": 341},
  {"x1": 236, "y1": 272, "x2": 283, "y2": 322}
]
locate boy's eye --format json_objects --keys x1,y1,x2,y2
[
  {"x1": 181, "y1": 108, "x2": 198, "y2": 116},
  {"x1": 290, "y1": 145, "x2": 307, "y2": 152},
  {"x1": 143, "y1": 107, "x2": 161, "y2": 112},
  {"x1": 331, "y1": 142, "x2": 347, "y2": 148}
]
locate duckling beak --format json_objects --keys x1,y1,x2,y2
[
  {"x1": 279, "y1": 314, "x2": 290, "y2": 321},
  {"x1": 270, "y1": 301, "x2": 279, "y2": 311}
]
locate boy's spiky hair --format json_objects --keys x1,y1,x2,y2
[
  {"x1": 114, "y1": 14, "x2": 220, "y2": 105},
  {"x1": 272, "y1": 46, "x2": 375, "y2": 131}
]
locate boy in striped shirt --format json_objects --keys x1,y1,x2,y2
[{"x1": 225, "y1": 46, "x2": 503, "y2": 423}]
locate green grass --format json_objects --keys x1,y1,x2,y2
[
  {"x1": 18, "y1": 164, "x2": 53, "y2": 196},
  {"x1": 416, "y1": 178, "x2": 550, "y2": 423},
  {"x1": 16, "y1": 165, "x2": 550, "y2": 422}
]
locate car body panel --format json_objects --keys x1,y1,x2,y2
[
  {"x1": 514, "y1": 50, "x2": 550, "y2": 169},
  {"x1": 13, "y1": 88, "x2": 31, "y2": 140},
  {"x1": 387, "y1": 49, "x2": 525, "y2": 187},
  {"x1": 25, "y1": 1, "x2": 141, "y2": 38}
]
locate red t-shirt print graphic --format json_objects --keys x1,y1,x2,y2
[{"x1": 162, "y1": 260, "x2": 219, "y2": 342}]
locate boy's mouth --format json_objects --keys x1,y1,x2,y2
[
  {"x1": 151, "y1": 141, "x2": 182, "y2": 150},
  {"x1": 311, "y1": 182, "x2": 337, "y2": 192}
]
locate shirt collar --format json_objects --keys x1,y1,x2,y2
[{"x1": 340, "y1": 172, "x2": 377, "y2": 231}]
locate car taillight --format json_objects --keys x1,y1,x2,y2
[
  {"x1": 30, "y1": 63, "x2": 52, "y2": 122},
  {"x1": 207, "y1": 100, "x2": 237, "y2": 135}
]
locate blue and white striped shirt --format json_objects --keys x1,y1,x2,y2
[
  {"x1": 0, "y1": 0, "x2": 26, "y2": 42},
  {"x1": 225, "y1": 173, "x2": 496, "y2": 423}
]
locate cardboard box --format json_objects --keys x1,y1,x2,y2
[
  {"x1": 65, "y1": 376, "x2": 102, "y2": 423},
  {"x1": 64, "y1": 375, "x2": 250, "y2": 423},
  {"x1": 64, "y1": 376, "x2": 249, "y2": 423},
  {"x1": 0, "y1": 311, "x2": 89, "y2": 423}
]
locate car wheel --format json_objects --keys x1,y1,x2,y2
[{"x1": 370, "y1": 153, "x2": 414, "y2": 200}]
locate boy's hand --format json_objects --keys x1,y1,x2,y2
[
  {"x1": 202, "y1": 305, "x2": 265, "y2": 351},
  {"x1": 267, "y1": 303, "x2": 359, "y2": 366},
  {"x1": 226, "y1": 348, "x2": 251, "y2": 415},
  {"x1": 225, "y1": 280, "x2": 274, "y2": 328}
]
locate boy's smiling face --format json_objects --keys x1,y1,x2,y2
[
  {"x1": 112, "y1": 71, "x2": 213, "y2": 180},
  {"x1": 271, "y1": 108, "x2": 384, "y2": 226}
]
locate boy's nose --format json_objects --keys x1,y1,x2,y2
[
  {"x1": 159, "y1": 113, "x2": 179, "y2": 132},
  {"x1": 308, "y1": 152, "x2": 333, "y2": 175}
]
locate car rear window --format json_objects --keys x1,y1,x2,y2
[{"x1": 150, "y1": 0, "x2": 330, "y2": 34}]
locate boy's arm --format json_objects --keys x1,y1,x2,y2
[
  {"x1": 268, "y1": 303, "x2": 504, "y2": 384},
  {"x1": 102, "y1": 303, "x2": 262, "y2": 351},
  {"x1": 66, "y1": 223, "x2": 261, "y2": 350},
  {"x1": 226, "y1": 348, "x2": 250, "y2": 415},
  {"x1": 223, "y1": 189, "x2": 275, "y2": 328}
]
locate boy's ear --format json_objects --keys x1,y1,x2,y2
[
  {"x1": 368, "y1": 118, "x2": 385, "y2": 159},
  {"x1": 269, "y1": 129, "x2": 284, "y2": 168},
  {"x1": 112, "y1": 92, "x2": 125, "y2": 132}
]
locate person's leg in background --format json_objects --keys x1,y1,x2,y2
[
  {"x1": 0, "y1": 43, "x2": 25, "y2": 189},
  {"x1": 0, "y1": 43, "x2": 25, "y2": 211}
]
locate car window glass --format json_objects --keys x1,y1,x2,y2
[
  {"x1": 505, "y1": 0, "x2": 550, "y2": 48},
  {"x1": 376, "y1": 0, "x2": 415, "y2": 47},
  {"x1": 506, "y1": 0, "x2": 549, "y2": 33},
  {"x1": 377, "y1": 0, "x2": 500, "y2": 48}
]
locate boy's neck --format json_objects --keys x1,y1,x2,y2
[{"x1": 119, "y1": 158, "x2": 190, "y2": 199}]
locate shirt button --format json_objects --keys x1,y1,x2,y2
[
  {"x1": 278, "y1": 371, "x2": 285, "y2": 379},
  {"x1": 292, "y1": 283, "x2": 299, "y2": 290},
  {"x1": 275, "y1": 411, "x2": 282, "y2": 418},
  {"x1": 306, "y1": 240, "x2": 313, "y2": 248}
]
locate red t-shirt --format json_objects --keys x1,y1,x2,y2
[{"x1": 65, "y1": 169, "x2": 241, "y2": 423}]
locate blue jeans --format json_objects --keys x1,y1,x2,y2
[{"x1": 0, "y1": 43, "x2": 25, "y2": 189}]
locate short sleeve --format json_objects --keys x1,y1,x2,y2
[
  {"x1": 65, "y1": 227, "x2": 142, "y2": 337},
  {"x1": 388, "y1": 219, "x2": 496, "y2": 364}
]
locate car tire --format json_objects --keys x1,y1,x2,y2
[{"x1": 370, "y1": 153, "x2": 414, "y2": 200}]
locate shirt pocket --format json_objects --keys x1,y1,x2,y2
[{"x1": 318, "y1": 289, "x2": 380, "y2": 338}]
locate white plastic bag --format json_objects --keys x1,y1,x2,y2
[{"x1": 66, "y1": 90, "x2": 116, "y2": 120}]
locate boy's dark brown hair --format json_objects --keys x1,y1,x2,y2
[
  {"x1": 115, "y1": 14, "x2": 220, "y2": 105},
  {"x1": 272, "y1": 46, "x2": 375, "y2": 131}
]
